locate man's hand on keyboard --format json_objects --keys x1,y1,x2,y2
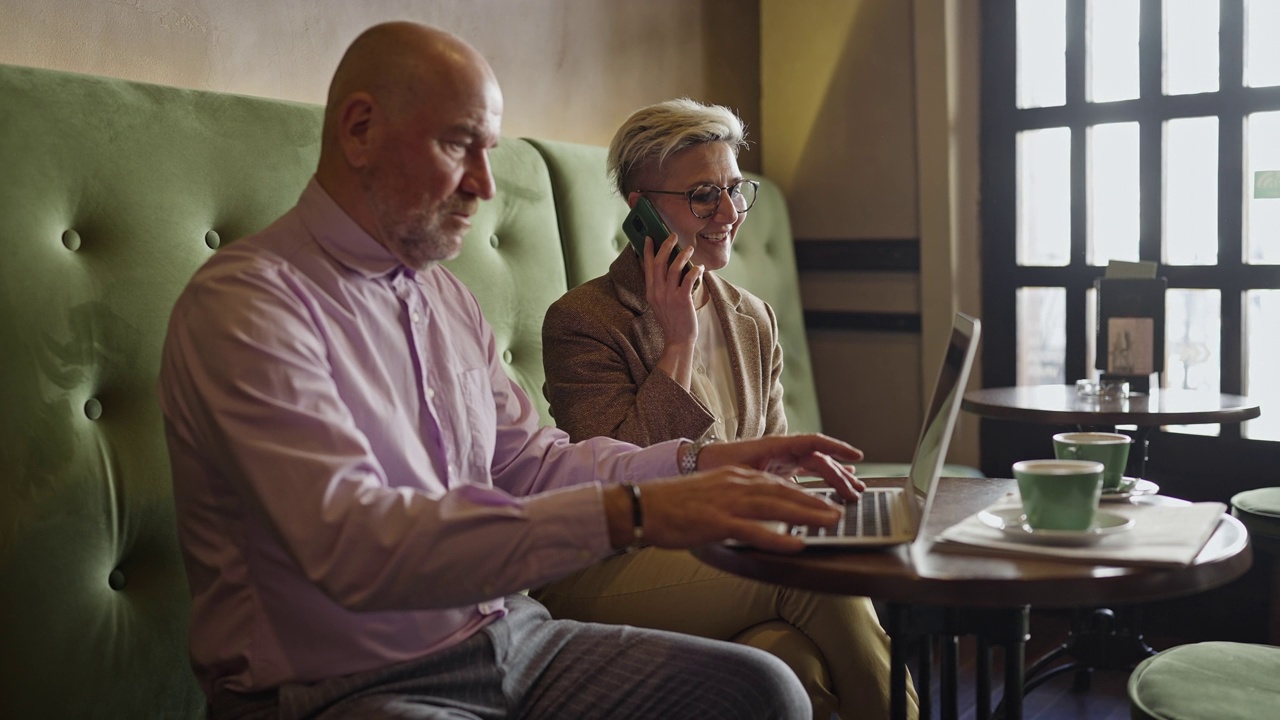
[{"x1": 695, "y1": 433, "x2": 866, "y2": 501}]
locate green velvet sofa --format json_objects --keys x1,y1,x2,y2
[{"x1": 0, "y1": 63, "x2": 827, "y2": 718}]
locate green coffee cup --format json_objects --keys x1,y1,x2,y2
[
  {"x1": 1013, "y1": 459, "x2": 1104, "y2": 531},
  {"x1": 1053, "y1": 431, "x2": 1131, "y2": 490}
]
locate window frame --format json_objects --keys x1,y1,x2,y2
[{"x1": 979, "y1": 0, "x2": 1280, "y2": 481}]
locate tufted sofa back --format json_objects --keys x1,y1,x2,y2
[
  {"x1": 0, "y1": 64, "x2": 820, "y2": 717},
  {"x1": 0, "y1": 64, "x2": 324, "y2": 718}
]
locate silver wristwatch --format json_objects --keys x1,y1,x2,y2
[{"x1": 679, "y1": 435, "x2": 718, "y2": 475}]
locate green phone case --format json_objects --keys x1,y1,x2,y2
[{"x1": 622, "y1": 197, "x2": 696, "y2": 285}]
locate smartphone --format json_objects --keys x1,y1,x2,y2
[{"x1": 622, "y1": 197, "x2": 697, "y2": 288}]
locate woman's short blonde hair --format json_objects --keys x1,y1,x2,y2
[{"x1": 607, "y1": 98, "x2": 747, "y2": 197}]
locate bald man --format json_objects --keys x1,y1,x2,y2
[{"x1": 160, "y1": 22, "x2": 867, "y2": 719}]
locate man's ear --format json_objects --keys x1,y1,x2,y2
[
  {"x1": 625, "y1": 191, "x2": 641, "y2": 209},
  {"x1": 336, "y1": 92, "x2": 378, "y2": 168}
]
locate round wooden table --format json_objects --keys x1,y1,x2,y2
[
  {"x1": 962, "y1": 386, "x2": 1260, "y2": 481},
  {"x1": 961, "y1": 386, "x2": 1260, "y2": 428},
  {"x1": 692, "y1": 477, "x2": 1252, "y2": 720}
]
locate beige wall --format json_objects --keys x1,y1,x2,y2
[
  {"x1": 916, "y1": 0, "x2": 983, "y2": 469},
  {"x1": 0, "y1": 0, "x2": 762, "y2": 169},
  {"x1": 761, "y1": 0, "x2": 982, "y2": 467},
  {"x1": 760, "y1": 0, "x2": 919, "y2": 239}
]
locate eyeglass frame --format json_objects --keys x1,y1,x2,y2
[{"x1": 636, "y1": 179, "x2": 760, "y2": 219}]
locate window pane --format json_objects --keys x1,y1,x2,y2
[
  {"x1": 1018, "y1": 0, "x2": 1067, "y2": 108},
  {"x1": 1245, "y1": 111, "x2": 1280, "y2": 264},
  {"x1": 1089, "y1": 0, "x2": 1140, "y2": 102},
  {"x1": 1245, "y1": 291, "x2": 1280, "y2": 440},
  {"x1": 1246, "y1": 0, "x2": 1280, "y2": 88},
  {"x1": 1164, "y1": 289, "x2": 1221, "y2": 437},
  {"x1": 1164, "y1": 117, "x2": 1219, "y2": 265},
  {"x1": 1165, "y1": 0, "x2": 1220, "y2": 95},
  {"x1": 1089, "y1": 122, "x2": 1140, "y2": 265},
  {"x1": 1018, "y1": 128, "x2": 1072, "y2": 266},
  {"x1": 1165, "y1": 289, "x2": 1221, "y2": 392},
  {"x1": 1018, "y1": 287, "x2": 1066, "y2": 385}
]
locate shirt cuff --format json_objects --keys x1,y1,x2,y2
[{"x1": 630, "y1": 438, "x2": 684, "y2": 483}]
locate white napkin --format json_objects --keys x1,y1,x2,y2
[{"x1": 933, "y1": 496, "x2": 1227, "y2": 568}]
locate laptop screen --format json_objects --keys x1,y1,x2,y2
[{"x1": 907, "y1": 313, "x2": 981, "y2": 499}]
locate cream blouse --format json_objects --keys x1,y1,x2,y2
[{"x1": 689, "y1": 300, "x2": 740, "y2": 441}]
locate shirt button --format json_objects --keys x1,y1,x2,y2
[
  {"x1": 425, "y1": 387, "x2": 435, "y2": 400},
  {"x1": 411, "y1": 311, "x2": 421, "y2": 324}
]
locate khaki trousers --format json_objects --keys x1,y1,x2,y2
[{"x1": 533, "y1": 547, "x2": 919, "y2": 720}]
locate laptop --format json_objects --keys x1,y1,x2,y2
[{"x1": 769, "y1": 312, "x2": 981, "y2": 548}]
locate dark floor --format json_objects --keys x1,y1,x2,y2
[{"x1": 908, "y1": 609, "x2": 1192, "y2": 720}]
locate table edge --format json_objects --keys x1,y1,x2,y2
[{"x1": 692, "y1": 515, "x2": 1254, "y2": 609}]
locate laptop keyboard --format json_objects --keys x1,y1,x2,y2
[{"x1": 795, "y1": 489, "x2": 895, "y2": 538}]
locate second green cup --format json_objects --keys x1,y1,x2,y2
[{"x1": 1053, "y1": 431, "x2": 1132, "y2": 491}]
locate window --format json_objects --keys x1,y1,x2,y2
[{"x1": 981, "y1": 0, "x2": 1280, "y2": 452}]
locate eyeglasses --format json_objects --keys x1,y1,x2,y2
[{"x1": 638, "y1": 180, "x2": 760, "y2": 219}]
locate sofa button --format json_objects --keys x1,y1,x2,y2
[
  {"x1": 108, "y1": 569, "x2": 126, "y2": 591},
  {"x1": 205, "y1": 230, "x2": 221, "y2": 249},
  {"x1": 84, "y1": 398, "x2": 103, "y2": 420},
  {"x1": 489, "y1": 235, "x2": 499, "y2": 249},
  {"x1": 62, "y1": 229, "x2": 81, "y2": 251},
  {"x1": 502, "y1": 349, "x2": 513, "y2": 364}
]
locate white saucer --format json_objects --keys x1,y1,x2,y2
[
  {"x1": 1100, "y1": 477, "x2": 1160, "y2": 502},
  {"x1": 977, "y1": 507, "x2": 1134, "y2": 546}
]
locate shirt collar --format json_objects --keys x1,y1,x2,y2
[{"x1": 297, "y1": 177, "x2": 403, "y2": 280}]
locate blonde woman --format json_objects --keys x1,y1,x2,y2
[{"x1": 535, "y1": 98, "x2": 918, "y2": 720}]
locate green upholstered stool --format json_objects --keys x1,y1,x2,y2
[
  {"x1": 1232, "y1": 488, "x2": 1280, "y2": 644},
  {"x1": 1128, "y1": 641, "x2": 1280, "y2": 720},
  {"x1": 1232, "y1": 488, "x2": 1280, "y2": 553}
]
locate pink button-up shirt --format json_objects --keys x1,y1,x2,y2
[{"x1": 159, "y1": 179, "x2": 680, "y2": 696}]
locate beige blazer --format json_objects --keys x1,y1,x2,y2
[{"x1": 541, "y1": 248, "x2": 788, "y2": 446}]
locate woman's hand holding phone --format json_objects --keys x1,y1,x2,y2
[
  {"x1": 622, "y1": 196, "x2": 703, "y2": 389},
  {"x1": 644, "y1": 234, "x2": 703, "y2": 390}
]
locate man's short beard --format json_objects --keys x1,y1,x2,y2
[
  {"x1": 379, "y1": 203, "x2": 459, "y2": 268},
  {"x1": 362, "y1": 176, "x2": 461, "y2": 270}
]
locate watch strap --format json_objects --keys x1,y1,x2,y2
[{"x1": 679, "y1": 435, "x2": 718, "y2": 475}]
